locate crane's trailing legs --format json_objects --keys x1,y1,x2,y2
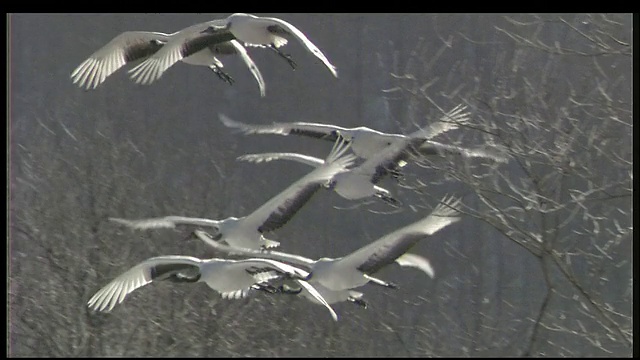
[
  {"x1": 269, "y1": 44, "x2": 297, "y2": 70},
  {"x1": 364, "y1": 274, "x2": 398, "y2": 289},
  {"x1": 348, "y1": 297, "x2": 368, "y2": 309},
  {"x1": 376, "y1": 192, "x2": 402, "y2": 207},
  {"x1": 209, "y1": 64, "x2": 235, "y2": 85}
]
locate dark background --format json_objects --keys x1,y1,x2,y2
[{"x1": 8, "y1": 13, "x2": 632, "y2": 357}]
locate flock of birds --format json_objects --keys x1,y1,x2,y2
[
  {"x1": 73, "y1": 13, "x2": 508, "y2": 322},
  {"x1": 71, "y1": 13, "x2": 337, "y2": 96}
]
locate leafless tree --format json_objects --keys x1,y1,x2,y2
[{"x1": 386, "y1": 13, "x2": 632, "y2": 356}]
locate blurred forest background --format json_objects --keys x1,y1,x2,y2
[{"x1": 8, "y1": 13, "x2": 632, "y2": 357}]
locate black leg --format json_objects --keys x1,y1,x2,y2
[
  {"x1": 270, "y1": 44, "x2": 297, "y2": 70},
  {"x1": 348, "y1": 297, "x2": 368, "y2": 309},
  {"x1": 385, "y1": 281, "x2": 399, "y2": 289},
  {"x1": 389, "y1": 168, "x2": 405, "y2": 182},
  {"x1": 377, "y1": 192, "x2": 402, "y2": 207},
  {"x1": 209, "y1": 65, "x2": 235, "y2": 85},
  {"x1": 368, "y1": 276, "x2": 399, "y2": 289}
]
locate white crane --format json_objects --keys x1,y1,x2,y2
[
  {"x1": 71, "y1": 30, "x2": 266, "y2": 96},
  {"x1": 192, "y1": 195, "x2": 461, "y2": 310},
  {"x1": 109, "y1": 138, "x2": 355, "y2": 251},
  {"x1": 88, "y1": 255, "x2": 338, "y2": 321},
  {"x1": 128, "y1": 13, "x2": 338, "y2": 85},
  {"x1": 233, "y1": 105, "x2": 477, "y2": 204},
  {"x1": 218, "y1": 104, "x2": 482, "y2": 159},
  {"x1": 220, "y1": 105, "x2": 508, "y2": 164}
]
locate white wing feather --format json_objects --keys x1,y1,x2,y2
[
  {"x1": 394, "y1": 253, "x2": 435, "y2": 279},
  {"x1": 262, "y1": 16, "x2": 338, "y2": 78},
  {"x1": 71, "y1": 31, "x2": 169, "y2": 89},
  {"x1": 109, "y1": 216, "x2": 222, "y2": 230},
  {"x1": 228, "y1": 39, "x2": 266, "y2": 97}
]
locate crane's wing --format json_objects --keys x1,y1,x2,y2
[
  {"x1": 237, "y1": 152, "x2": 325, "y2": 168},
  {"x1": 109, "y1": 216, "x2": 222, "y2": 230},
  {"x1": 88, "y1": 255, "x2": 203, "y2": 312},
  {"x1": 262, "y1": 16, "x2": 338, "y2": 77},
  {"x1": 226, "y1": 39, "x2": 266, "y2": 97},
  {"x1": 244, "y1": 140, "x2": 355, "y2": 232},
  {"x1": 128, "y1": 20, "x2": 233, "y2": 84},
  {"x1": 71, "y1": 31, "x2": 168, "y2": 89},
  {"x1": 408, "y1": 104, "x2": 471, "y2": 140},
  {"x1": 219, "y1": 114, "x2": 347, "y2": 142},
  {"x1": 243, "y1": 138, "x2": 355, "y2": 233},
  {"x1": 418, "y1": 141, "x2": 509, "y2": 163},
  {"x1": 394, "y1": 253, "x2": 435, "y2": 278},
  {"x1": 334, "y1": 195, "x2": 462, "y2": 276}
]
